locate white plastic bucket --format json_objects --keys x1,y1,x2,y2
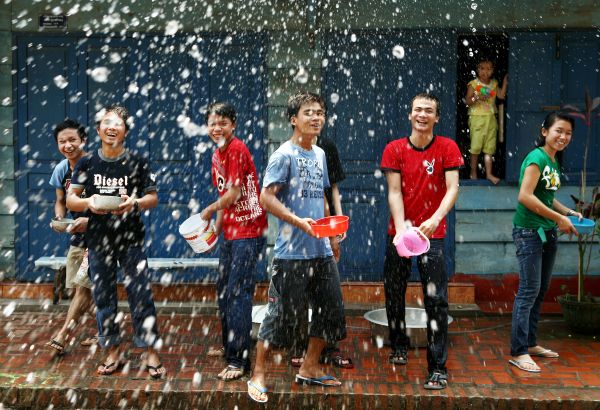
[{"x1": 178, "y1": 214, "x2": 218, "y2": 253}]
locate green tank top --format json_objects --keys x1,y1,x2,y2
[{"x1": 513, "y1": 147, "x2": 560, "y2": 230}]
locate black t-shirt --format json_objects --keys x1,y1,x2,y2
[
  {"x1": 59, "y1": 166, "x2": 88, "y2": 248},
  {"x1": 317, "y1": 137, "x2": 345, "y2": 215},
  {"x1": 71, "y1": 149, "x2": 157, "y2": 251}
]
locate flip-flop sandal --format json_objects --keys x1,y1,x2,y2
[
  {"x1": 45, "y1": 339, "x2": 65, "y2": 355},
  {"x1": 290, "y1": 356, "x2": 304, "y2": 367},
  {"x1": 147, "y1": 363, "x2": 167, "y2": 379},
  {"x1": 320, "y1": 351, "x2": 354, "y2": 369},
  {"x1": 388, "y1": 351, "x2": 408, "y2": 365},
  {"x1": 217, "y1": 365, "x2": 245, "y2": 381},
  {"x1": 529, "y1": 348, "x2": 559, "y2": 358},
  {"x1": 295, "y1": 374, "x2": 341, "y2": 387},
  {"x1": 80, "y1": 336, "x2": 98, "y2": 346},
  {"x1": 423, "y1": 371, "x2": 448, "y2": 390},
  {"x1": 97, "y1": 361, "x2": 122, "y2": 376},
  {"x1": 207, "y1": 346, "x2": 225, "y2": 357},
  {"x1": 247, "y1": 380, "x2": 268, "y2": 403},
  {"x1": 508, "y1": 359, "x2": 541, "y2": 373}
]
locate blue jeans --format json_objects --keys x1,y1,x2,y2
[
  {"x1": 88, "y1": 246, "x2": 160, "y2": 348},
  {"x1": 217, "y1": 236, "x2": 266, "y2": 370},
  {"x1": 383, "y1": 236, "x2": 449, "y2": 373},
  {"x1": 510, "y1": 227, "x2": 558, "y2": 356}
]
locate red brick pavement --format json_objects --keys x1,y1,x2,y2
[{"x1": 0, "y1": 310, "x2": 598, "y2": 409}]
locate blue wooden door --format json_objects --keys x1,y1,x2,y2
[
  {"x1": 15, "y1": 35, "x2": 267, "y2": 282},
  {"x1": 507, "y1": 32, "x2": 600, "y2": 184},
  {"x1": 322, "y1": 31, "x2": 458, "y2": 281}
]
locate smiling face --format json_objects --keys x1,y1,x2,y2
[
  {"x1": 97, "y1": 111, "x2": 127, "y2": 149},
  {"x1": 291, "y1": 101, "x2": 325, "y2": 139},
  {"x1": 477, "y1": 61, "x2": 494, "y2": 83},
  {"x1": 541, "y1": 119, "x2": 573, "y2": 154},
  {"x1": 56, "y1": 128, "x2": 85, "y2": 163},
  {"x1": 409, "y1": 97, "x2": 439, "y2": 134},
  {"x1": 207, "y1": 114, "x2": 235, "y2": 150}
]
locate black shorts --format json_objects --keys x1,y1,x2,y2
[{"x1": 257, "y1": 256, "x2": 347, "y2": 346}]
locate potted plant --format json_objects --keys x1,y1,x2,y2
[{"x1": 557, "y1": 89, "x2": 600, "y2": 334}]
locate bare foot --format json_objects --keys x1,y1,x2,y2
[
  {"x1": 487, "y1": 175, "x2": 500, "y2": 185},
  {"x1": 298, "y1": 363, "x2": 342, "y2": 386},
  {"x1": 470, "y1": 173, "x2": 478, "y2": 180},
  {"x1": 207, "y1": 346, "x2": 225, "y2": 357}
]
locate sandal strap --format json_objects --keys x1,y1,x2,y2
[{"x1": 428, "y1": 371, "x2": 448, "y2": 383}]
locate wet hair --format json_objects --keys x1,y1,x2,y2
[
  {"x1": 95, "y1": 105, "x2": 131, "y2": 131},
  {"x1": 287, "y1": 91, "x2": 326, "y2": 122},
  {"x1": 411, "y1": 92, "x2": 441, "y2": 116},
  {"x1": 205, "y1": 102, "x2": 237, "y2": 124},
  {"x1": 535, "y1": 111, "x2": 575, "y2": 147},
  {"x1": 53, "y1": 119, "x2": 87, "y2": 142}
]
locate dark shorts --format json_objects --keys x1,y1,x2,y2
[{"x1": 257, "y1": 256, "x2": 347, "y2": 346}]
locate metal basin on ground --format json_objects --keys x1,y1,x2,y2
[
  {"x1": 363, "y1": 308, "x2": 453, "y2": 348},
  {"x1": 251, "y1": 304, "x2": 312, "y2": 340}
]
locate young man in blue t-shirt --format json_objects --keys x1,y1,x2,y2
[{"x1": 247, "y1": 92, "x2": 346, "y2": 403}]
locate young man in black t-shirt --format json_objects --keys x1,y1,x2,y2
[{"x1": 67, "y1": 105, "x2": 166, "y2": 379}]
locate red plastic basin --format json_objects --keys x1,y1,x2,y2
[{"x1": 311, "y1": 215, "x2": 350, "y2": 238}]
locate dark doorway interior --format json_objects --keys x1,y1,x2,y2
[{"x1": 455, "y1": 33, "x2": 509, "y2": 182}]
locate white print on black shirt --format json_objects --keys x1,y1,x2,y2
[{"x1": 93, "y1": 174, "x2": 129, "y2": 194}]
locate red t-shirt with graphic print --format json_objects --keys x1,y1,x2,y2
[
  {"x1": 380, "y1": 136, "x2": 464, "y2": 239},
  {"x1": 211, "y1": 137, "x2": 267, "y2": 240}
]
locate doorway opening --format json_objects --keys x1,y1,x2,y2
[{"x1": 455, "y1": 33, "x2": 509, "y2": 183}]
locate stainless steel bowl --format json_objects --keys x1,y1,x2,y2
[{"x1": 363, "y1": 308, "x2": 453, "y2": 348}]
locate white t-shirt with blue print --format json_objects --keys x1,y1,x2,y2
[{"x1": 263, "y1": 141, "x2": 333, "y2": 260}]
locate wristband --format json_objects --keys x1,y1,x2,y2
[
  {"x1": 566, "y1": 210, "x2": 575, "y2": 216},
  {"x1": 133, "y1": 199, "x2": 139, "y2": 212}
]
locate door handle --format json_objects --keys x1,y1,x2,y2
[{"x1": 541, "y1": 105, "x2": 561, "y2": 111}]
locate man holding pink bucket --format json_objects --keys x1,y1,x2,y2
[
  {"x1": 381, "y1": 93, "x2": 463, "y2": 390},
  {"x1": 198, "y1": 102, "x2": 267, "y2": 381}
]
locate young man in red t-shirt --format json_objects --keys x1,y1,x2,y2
[
  {"x1": 200, "y1": 102, "x2": 267, "y2": 381},
  {"x1": 380, "y1": 92, "x2": 463, "y2": 390}
]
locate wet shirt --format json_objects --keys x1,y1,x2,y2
[
  {"x1": 263, "y1": 141, "x2": 333, "y2": 259},
  {"x1": 49, "y1": 158, "x2": 87, "y2": 248},
  {"x1": 211, "y1": 137, "x2": 267, "y2": 240},
  {"x1": 317, "y1": 137, "x2": 345, "y2": 215},
  {"x1": 468, "y1": 78, "x2": 498, "y2": 115},
  {"x1": 380, "y1": 136, "x2": 464, "y2": 239},
  {"x1": 513, "y1": 147, "x2": 560, "y2": 230},
  {"x1": 71, "y1": 149, "x2": 157, "y2": 251}
]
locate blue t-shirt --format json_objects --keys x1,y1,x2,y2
[
  {"x1": 263, "y1": 141, "x2": 333, "y2": 259},
  {"x1": 49, "y1": 158, "x2": 86, "y2": 248}
]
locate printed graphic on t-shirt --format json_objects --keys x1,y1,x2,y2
[
  {"x1": 424, "y1": 159, "x2": 435, "y2": 175},
  {"x1": 541, "y1": 165, "x2": 560, "y2": 190},
  {"x1": 93, "y1": 174, "x2": 130, "y2": 195},
  {"x1": 296, "y1": 156, "x2": 324, "y2": 199},
  {"x1": 234, "y1": 174, "x2": 263, "y2": 222}
]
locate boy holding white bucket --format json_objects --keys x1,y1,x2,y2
[
  {"x1": 198, "y1": 102, "x2": 267, "y2": 381},
  {"x1": 381, "y1": 92, "x2": 463, "y2": 390},
  {"x1": 67, "y1": 105, "x2": 165, "y2": 379},
  {"x1": 247, "y1": 92, "x2": 346, "y2": 403}
]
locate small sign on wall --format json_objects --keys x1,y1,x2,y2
[{"x1": 39, "y1": 15, "x2": 67, "y2": 29}]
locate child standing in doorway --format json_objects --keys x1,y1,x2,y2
[{"x1": 465, "y1": 58, "x2": 508, "y2": 184}]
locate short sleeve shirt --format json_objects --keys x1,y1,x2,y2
[
  {"x1": 380, "y1": 136, "x2": 464, "y2": 239},
  {"x1": 263, "y1": 141, "x2": 333, "y2": 259},
  {"x1": 71, "y1": 149, "x2": 157, "y2": 250},
  {"x1": 513, "y1": 147, "x2": 560, "y2": 230},
  {"x1": 211, "y1": 137, "x2": 267, "y2": 240},
  {"x1": 468, "y1": 78, "x2": 498, "y2": 116},
  {"x1": 317, "y1": 137, "x2": 345, "y2": 215},
  {"x1": 49, "y1": 158, "x2": 86, "y2": 248}
]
